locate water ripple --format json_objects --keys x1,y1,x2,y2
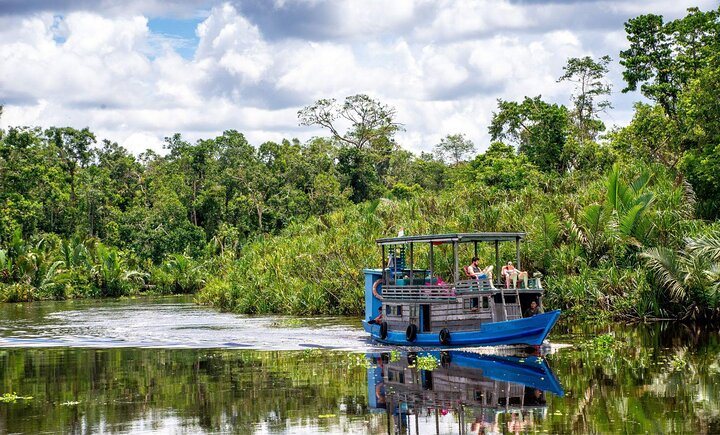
[{"x1": 0, "y1": 297, "x2": 374, "y2": 350}]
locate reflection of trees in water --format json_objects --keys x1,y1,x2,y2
[
  {"x1": 547, "y1": 321, "x2": 720, "y2": 433},
  {"x1": 0, "y1": 349, "x2": 369, "y2": 433},
  {"x1": 1, "y1": 321, "x2": 719, "y2": 434},
  {"x1": 381, "y1": 322, "x2": 720, "y2": 434}
]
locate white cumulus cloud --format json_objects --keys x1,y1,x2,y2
[{"x1": 0, "y1": 0, "x2": 711, "y2": 154}]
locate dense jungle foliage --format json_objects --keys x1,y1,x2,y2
[{"x1": 1, "y1": 6, "x2": 719, "y2": 320}]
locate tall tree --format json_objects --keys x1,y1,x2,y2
[
  {"x1": 433, "y1": 133, "x2": 476, "y2": 165},
  {"x1": 679, "y1": 53, "x2": 720, "y2": 218},
  {"x1": 620, "y1": 14, "x2": 677, "y2": 116},
  {"x1": 45, "y1": 127, "x2": 96, "y2": 204},
  {"x1": 558, "y1": 55, "x2": 613, "y2": 142},
  {"x1": 297, "y1": 94, "x2": 402, "y2": 150},
  {"x1": 668, "y1": 7, "x2": 720, "y2": 84},
  {"x1": 489, "y1": 96, "x2": 570, "y2": 173},
  {"x1": 620, "y1": 7, "x2": 720, "y2": 118}
]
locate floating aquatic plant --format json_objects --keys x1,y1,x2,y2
[
  {"x1": 269, "y1": 318, "x2": 304, "y2": 328},
  {"x1": 414, "y1": 355, "x2": 440, "y2": 371},
  {"x1": 0, "y1": 393, "x2": 33, "y2": 403},
  {"x1": 581, "y1": 333, "x2": 617, "y2": 357}
]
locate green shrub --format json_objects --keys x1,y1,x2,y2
[
  {"x1": 0, "y1": 283, "x2": 34, "y2": 303},
  {"x1": 194, "y1": 278, "x2": 235, "y2": 310}
]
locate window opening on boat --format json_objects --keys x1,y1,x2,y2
[
  {"x1": 385, "y1": 305, "x2": 403, "y2": 317},
  {"x1": 464, "y1": 297, "x2": 479, "y2": 310},
  {"x1": 421, "y1": 305, "x2": 431, "y2": 332}
]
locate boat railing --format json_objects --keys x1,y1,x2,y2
[
  {"x1": 456, "y1": 279, "x2": 543, "y2": 293},
  {"x1": 455, "y1": 280, "x2": 497, "y2": 294},
  {"x1": 382, "y1": 279, "x2": 542, "y2": 302},
  {"x1": 382, "y1": 284, "x2": 459, "y2": 303}
]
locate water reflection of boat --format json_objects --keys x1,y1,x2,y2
[{"x1": 366, "y1": 351, "x2": 564, "y2": 434}]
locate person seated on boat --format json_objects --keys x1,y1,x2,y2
[
  {"x1": 467, "y1": 257, "x2": 494, "y2": 281},
  {"x1": 375, "y1": 381, "x2": 386, "y2": 408},
  {"x1": 501, "y1": 261, "x2": 528, "y2": 289},
  {"x1": 368, "y1": 306, "x2": 383, "y2": 324},
  {"x1": 524, "y1": 387, "x2": 546, "y2": 406},
  {"x1": 372, "y1": 277, "x2": 384, "y2": 300},
  {"x1": 524, "y1": 300, "x2": 542, "y2": 317}
]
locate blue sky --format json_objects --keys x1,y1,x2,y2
[
  {"x1": 147, "y1": 17, "x2": 202, "y2": 59},
  {"x1": 0, "y1": 0, "x2": 716, "y2": 154}
]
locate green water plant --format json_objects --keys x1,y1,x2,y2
[
  {"x1": 269, "y1": 318, "x2": 303, "y2": 328},
  {"x1": 581, "y1": 333, "x2": 618, "y2": 358},
  {"x1": 414, "y1": 355, "x2": 440, "y2": 371},
  {"x1": 0, "y1": 392, "x2": 33, "y2": 403}
]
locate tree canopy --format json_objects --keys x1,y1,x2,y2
[{"x1": 489, "y1": 96, "x2": 571, "y2": 173}]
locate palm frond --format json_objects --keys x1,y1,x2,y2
[
  {"x1": 619, "y1": 203, "x2": 646, "y2": 240},
  {"x1": 686, "y1": 232, "x2": 720, "y2": 263},
  {"x1": 606, "y1": 165, "x2": 620, "y2": 211},
  {"x1": 630, "y1": 169, "x2": 652, "y2": 194},
  {"x1": 640, "y1": 247, "x2": 688, "y2": 302}
]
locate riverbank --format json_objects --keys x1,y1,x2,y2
[{"x1": 0, "y1": 234, "x2": 208, "y2": 303}]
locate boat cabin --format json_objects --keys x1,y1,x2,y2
[{"x1": 364, "y1": 232, "x2": 545, "y2": 335}]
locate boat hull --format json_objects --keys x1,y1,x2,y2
[{"x1": 363, "y1": 309, "x2": 561, "y2": 347}]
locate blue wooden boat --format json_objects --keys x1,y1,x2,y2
[{"x1": 362, "y1": 232, "x2": 561, "y2": 347}]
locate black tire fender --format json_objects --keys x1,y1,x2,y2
[
  {"x1": 379, "y1": 321, "x2": 388, "y2": 340},
  {"x1": 406, "y1": 324, "x2": 418, "y2": 342},
  {"x1": 440, "y1": 351, "x2": 452, "y2": 368},
  {"x1": 439, "y1": 328, "x2": 451, "y2": 346}
]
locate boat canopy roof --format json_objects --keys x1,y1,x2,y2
[{"x1": 376, "y1": 232, "x2": 525, "y2": 246}]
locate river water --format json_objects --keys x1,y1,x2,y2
[{"x1": 1, "y1": 296, "x2": 719, "y2": 434}]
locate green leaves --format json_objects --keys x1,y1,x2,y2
[
  {"x1": 433, "y1": 133, "x2": 476, "y2": 165},
  {"x1": 462, "y1": 142, "x2": 541, "y2": 192},
  {"x1": 606, "y1": 164, "x2": 654, "y2": 245},
  {"x1": 298, "y1": 94, "x2": 402, "y2": 150},
  {"x1": 489, "y1": 96, "x2": 571, "y2": 173},
  {"x1": 558, "y1": 55, "x2": 613, "y2": 142},
  {"x1": 620, "y1": 6, "x2": 720, "y2": 117},
  {"x1": 641, "y1": 230, "x2": 720, "y2": 319}
]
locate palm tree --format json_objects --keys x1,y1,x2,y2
[
  {"x1": 606, "y1": 164, "x2": 654, "y2": 246},
  {"x1": 91, "y1": 244, "x2": 146, "y2": 297},
  {"x1": 163, "y1": 253, "x2": 205, "y2": 293},
  {"x1": 641, "y1": 232, "x2": 720, "y2": 320}
]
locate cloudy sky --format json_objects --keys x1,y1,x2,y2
[{"x1": 0, "y1": 0, "x2": 714, "y2": 154}]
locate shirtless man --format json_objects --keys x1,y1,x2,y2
[{"x1": 468, "y1": 257, "x2": 494, "y2": 281}]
